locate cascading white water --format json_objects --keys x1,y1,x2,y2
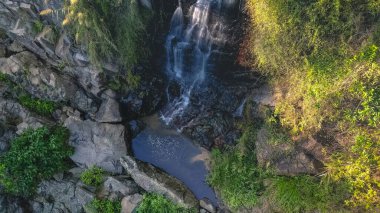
[{"x1": 161, "y1": 0, "x2": 227, "y2": 125}]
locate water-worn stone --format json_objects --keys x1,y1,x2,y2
[
  {"x1": 120, "y1": 156, "x2": 198, "y2": 208},
  {"x1": 64, "y1": 116, "x2": 128, "y2": 174},
  {"x1": 121, "y1": 193, "x2": 143, "y2": 213}
]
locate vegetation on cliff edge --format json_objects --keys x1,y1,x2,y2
[{"x1": 241, "y1": 0, "x2": 380, "y2": 209}]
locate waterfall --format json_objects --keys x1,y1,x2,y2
[
  {"x1": 161, "y1": 0, "x2": 228, "y2": 126},
  {"x1": 233, "y1": 98, "x2": 247, "y2": 118}
]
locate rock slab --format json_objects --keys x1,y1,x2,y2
[
  {"x1": 64, "y1": 116, "x2": 128, "y2": 173},
  {"x1": 120, "y1": 156, "x2": 198, "y2": 209}
]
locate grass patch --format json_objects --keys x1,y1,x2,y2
[
  {"x1": 0, "y1": 126, "x2": 73, "y2": 197},
  {"x1": 271, "y1": 176, "x2": 347, "y2": 213},
  {"x1": 136, "y1": 193, "x2": 195, "y2": 213},
  {"x1": 80, "y1": 166, "x2": 105, "y2": 187}
]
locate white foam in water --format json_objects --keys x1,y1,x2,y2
[{"x1": 161, "y1": 0, "x2": 228, "y2": 126}]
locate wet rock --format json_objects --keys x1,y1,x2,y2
[
  {"x1": 128, "y1": 120, "x2": 145, "y2": 138},
  {"x1": 64, "y1": 116, "x2": 128, "y2": 174},
  {"x1": 182, "y1": 111, "x2": 235, "y2": 148},
  {"x1": 120, "y1": 156, "x2": 198, "y2": 208},
  {"x1": 121, "y1": 193, "x2": 143, "y2": 213},
  {"x1": 99, "y1": 177, "x2": 140, "y2": 200}
]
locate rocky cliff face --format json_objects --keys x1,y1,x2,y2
[{"x1": 0, "y1": 0, "x2": 175, "y2": 212}]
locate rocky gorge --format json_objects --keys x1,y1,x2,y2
[{"x1": 0, "y1": 0, "x2": 345, "y2": 212}]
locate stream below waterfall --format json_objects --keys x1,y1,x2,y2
[{"x1": 132, "y1": 0, "x2": 238, "y2": 207}]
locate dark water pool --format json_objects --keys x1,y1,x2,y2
[{"x1": 132, "y1": 115, "x2": 219, "y2": 206}]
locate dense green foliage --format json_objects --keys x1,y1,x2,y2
[
  {"x1": 136, "y1": 193, "x2": 195, "y2": 213},
  {"x1": 80, "y1": 166, "x2": 105, "y2": 187},
  {"x1": 0, "y1": 126, "x2": 73, "y2": 197},
  {"x1": 209, "y1": 125, "x2": 267, "y2": 208},
  {"x1": 18, "y1": 95, "x2": 56, "y2": 116},
  {"x1": 244, "y1": 0, "x2": 380, "y2": 209},
  {"x1": 88, "y1": 198, "x2": 121, "y2": 213},
  {"x1": 63, "y1": 0, "x2": 151, "y2": 70}
]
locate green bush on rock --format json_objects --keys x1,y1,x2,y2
[
  {"x1": 80, "y1": 166, "x2": 105, "y2": 187},
  {"x1": 87, "y1": 198, "x2": 121, "y2": 213},
  {"x1": 0, "y1": 126, "x2": 73, "y2": 197},
  {"x1": 136, "y1": 193, "x2": 195, "y2": 213}
]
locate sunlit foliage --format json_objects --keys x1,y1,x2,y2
[{"x1": 244, "y1": 0, "x2": 380, "y2": 209}]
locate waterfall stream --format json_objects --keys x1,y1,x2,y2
[
  {"x1": 161, "y1": 0, "x2": 227, "y2": 125},
  {"x1": 132, "y1": 0, "x2": 238, "y2": 207}
]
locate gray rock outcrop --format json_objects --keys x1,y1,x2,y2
[
  {"x1": 31, "y1": 177, "x2": 94, "y2": 213},
  {"x1": 64, "y1": 116, "x2": 128, "y2": 174},
  {"x1": 98, "y1": 177, "x2": 140, "y2": 200}
]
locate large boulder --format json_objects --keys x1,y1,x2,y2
[
  {"x1": 64, "y1": 116, "x2": 128, "y2": 174},
  {"x1": 120, "y1": 156, "x2": 198, "y2": 209}
]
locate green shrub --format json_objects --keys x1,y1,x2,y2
[
  {"x1": 18, "y1": 94, "x2": 57, "y2": 116},
  {"x1": 208, "y1": 125, "x2": 267, "y2": 209},
  {"x1": 88, "y1": 198, "x2": 121, "y2": 213},
  {"x1": 271, "y1": 176, "x2": 347, "y2": 213},
  {"x1": 80, "y1": 166, "x2": 105, "y2": 187},
  {"x1": 136, "y1": 193, "x2": 195, "y2": 213},
  {"x1": 0, "y1": 126, "x2": 73, "y2": 197}
]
